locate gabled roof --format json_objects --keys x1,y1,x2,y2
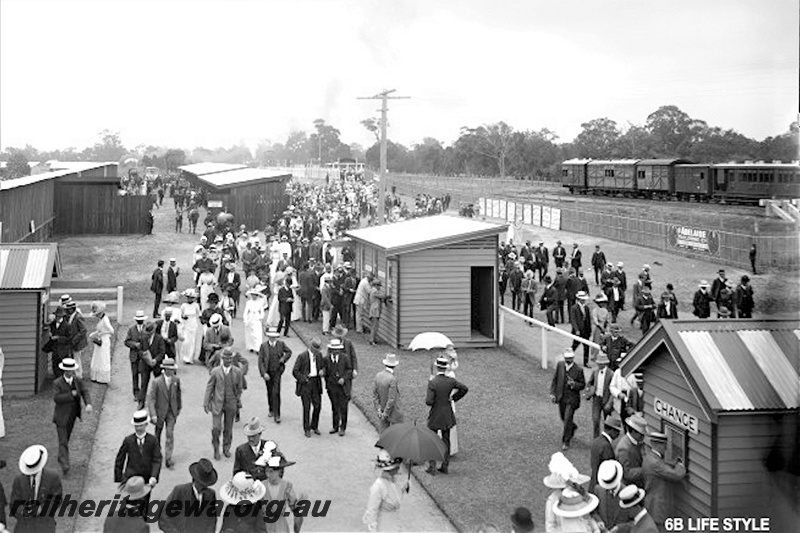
[
  {"x1": 196, "y1": 168, "x2": 291, "y2": 189},
  {"x1": 345, "y1": 215, "x2": 507, "y2": 256},
  {"x1": 0, "y1": 162, "x2": 117, "y2": 191},
  {"x1": 0, "y1": 243, "x2": 61, "y2": 290},
  {"x1": 621, "y1": 319, "x2": 800, "y2": 420},
  {"x1": 178, "y1": 162, "x2": 248, "y2": 176}
]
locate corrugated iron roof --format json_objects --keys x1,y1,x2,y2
[
  {"x1": 562, "y1": 159, "x2": 592, "y2": 165},
  {"x1": 0, "y1": 162, "x2": 116, "y2": 191},
  {"x1": 178, "y1": 163, "x2": 248, "y2": 176},
  {"x1": 197, "y1": 168, "x2": 290, "y2": 189},
  {"x1": 0, "y1": 243, "x2": 61, "y2": 289},
  {"x1": 622, "y1": 320, "x2": 800, "y2": 414},
  {"x1": 588, "y1": 159, "x2": 640, "y2": 165},
  {"x1": 638, "y1": 159, "x2": 689, "y2": 165},
  {"x1": 345, "y1": 215, "x2": 507, "y2": 256}
]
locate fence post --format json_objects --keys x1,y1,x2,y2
[
  {"x1": 117, "y1": 285, "x2": 124, "y2": 323},
  {"x1": 499, "y1": 309, "x2": 505, "y2": 347},
  {"x1": 541, "y1": 328, "x2": 548, "y2": 370}
]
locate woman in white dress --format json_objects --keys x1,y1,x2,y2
[
  {"x1": 590, "y1": 294, "x2": 610, "y2": 362},
  {"x1": 89, "y1": 301, "x2": 114, "y2": 383},
  {"x1": 363, "y1": 450, "x2": 408, "y2": 532},
  {"x1": 179, "y1": 289, "x2": 202, "y2": 364},
  {"x1": 198, "y1": 271, "x2": 217, "y2": 310},
  {"x1": 287, "y1": 267, "x2": 303, "y2": 322},
  {"x1": 265, "y1": 268, "x2": 286, "y2": 328},
  {"x1": 243, "y1": 290, "x2": 265, "y2": 353}
]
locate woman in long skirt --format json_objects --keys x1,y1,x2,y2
[
  {"x1": 180, "y1": 290, "x2": 202, "y2": 364},
  {"x1": 590, "y1": 294, "x2": 610, "y2": 362},
  {"x1": 265, "y1": 269, "x2": 286, "y2": 328},
  {"x1": 243, "y1": 290, "x2": 265, "y2": 353},
  {"x1": 287, "y1": 268, "x2": 303, "y2": 322},
  {"x1": 363, "y1": 450, "x2": 407, "y2": 532},
  {"x1": 89, "y1": 301, "x2": 114, "y2": 383},
  {"x1": 198, "y1": 271, "x2": 217, "y2": 310}
]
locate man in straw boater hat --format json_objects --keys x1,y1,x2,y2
[
  {"x1": 589, "y1": 412, "x2": 622, "y2": 492},
  {"x1": 323, "y1": 338, "x2": 352, "y2": 436},
  {"x1": 692, "y1": 279, "x2": 712, "y2": 319},
  {"x1": 615, "y1": 412, "x2": 647, "y2": 487},
  {"x1": 204, "y1": 347, "x2": 244, "y2": 460},
  {"x1": 146, "y1": 357, "x2": 182, "y2": 469},
  {"x1": 373, "y1": 353, "x2": 404, "y2": 431},
  {"x1": 425, "y1": 356, "x2": 469, "y2": 475},
  {"x1": 124, "y1": 310, "x2": 150, "y2": 401},
  {"x1": 159, "y1": 458, "x2": 220, "y2": 533},
  {"x1": 292, "y1": 338, "x2": 325, "y2": 438},
  {"x1": 115, "y1": 409, "x2": 162, "y2": 501},
  {"x1": 219, "y1": 472, "x2": 268, "y2": 532},
  {"x1": 594, "y1": 459, "x2": 631, "y2": 531},
  {"x1": 618, "y1": 484, "x2": 658, "y2": 533},
  {"x1": 569, "y1": 290, "x2": 593, "y2": 366},
  {"x1": 550, "y1": 349, "x2": 586, "y2": 451},
  {"x1": 643, "y1": 431, "x2": 686, "y2": 531},
  {"x1": 585, "y1": 352, "x2": 614, "y2": 439},
  {"x1": 551, "y1": 486, "x2": 600, "y2": 532},
  {"x1": 258, "y1": 328, "x2": 293, "y2": 424},
  {"x1": 102, "y1": 476, "x2": 152, "y2": 533},
  {"x1": 52, "y1": 358, "x2": 93, "y2": 477},
  {"x1": 9, "y1": 444, "x2": 63, "y2": 533}
]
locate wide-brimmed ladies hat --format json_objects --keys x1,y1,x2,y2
[
  {"x1": 189, "y1": 458, "x2": 218, "y2": 487},
  {"x1": 597, "y1": 460, "x2": 623, "y2": 490},
  {"x1": 246, "y1": 288, "x2": 261, "y2": 297},
  {"x1": 552, "y1": 487, "x2": 599, "y2": 518},
  {"x1": 382, "y1": 354, "x2": 400, "y2": 367},
  {"x1": 243, "y1": 417, "x2": 265, "y2": 436},
  {"x1": 220, "y1": 472, "x2": 266, "y2": 505},
  {"x1": 19, "y1": 444, "x2": 48, "y2": 475},
  {"x1": 375, "y1": 449, "x2": 402, "y2": 471},
  {"x1": 58, "y1": 358, "x2": 79, "y2": 372},
  {"x1": 618, "y1": 484, "x2": 646, "y2": 509},
  {"x1": 182, "y1": 288, "x2": 197, "y2": 299},
  {"x1": 542, "y1": 472, "x2": 568, "y2": 489},
  {"x1": 131, "y1": 409, "x2": 150, "y2": 426},
  {"x1": 265, "y1": 455, "x2": 296, "y2": 470},
  {"x1": 117, "y1": 476, "x2": 152, "y2": 500}
]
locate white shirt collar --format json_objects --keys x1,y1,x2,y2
[{"x1": 64, "y1": 376, "x2": 73, "y2": 385}]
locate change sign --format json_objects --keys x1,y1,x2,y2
[
  {"x1": 654, "y1": 397, "x2": 699, "y2": 434},
  {"x1": 668, "y1": 225, "x2": 720, "y2": 255}
]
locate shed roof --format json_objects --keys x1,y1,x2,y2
[
  {"x1": 588, "y1": 159, "x2": 640, "y2": 165},
  {"x1": 195, "y1": 168, "x2": 291, "y2": 189},
  {"x1": 562, "y1": 159, "x2": 592, "y2": 165},
  {"x1": 0, "y1": 243, "x2": 61, "y2": 290},
  {"x1": 178, "y1": 162, "x2": 248, "y2": 176},
  {"x1": 621, "y1": 319, "x2": 800, "y2": 417},
  {"x1": 345, "y1": 215, "x2": 507, "y2": 256},
  {"x1": 0, "y1": 162, "x2": 117, "y2": 191},
  {"x1": 637, "y1": 159, "x2": 691, "y2": 165}
]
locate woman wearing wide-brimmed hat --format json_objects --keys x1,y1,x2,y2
[
  {"x1": 219, "y1": 472, "x2": 267, "y2": 533},
  {"x1": 543, "y1": 452, "x2": 591, "y2": 533},
  {"x1": 363, "y1": 449, "x2": 407, "y2": 532},
  {"x1": 243, "y1": 289, "x2": 265, "y2": 352},
  {"x1": 263, "y1": 455, "x2": 304, "y2": 533},
  {"x1": 179, "y1": 289, "x2": 202, "y2": 364},
  {"x1": 590, "y1": 293, "x2": 609, "y2": 362},
  {"x1": 89, "y1": 301, "x2": 114, "y2": 384},
  {"x1": 552, "y1": 486, "x2": 600, "y2": 533}
]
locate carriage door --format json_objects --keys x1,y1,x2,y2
[{"x1": 714, "y1": 168, "x2": 728, "y2": 193}]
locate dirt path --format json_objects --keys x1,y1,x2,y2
[{"x1": 74, "y1": 199, "x2": 454, "y2": 532}]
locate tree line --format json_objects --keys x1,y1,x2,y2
[{"x1": 2, "y1": 105, "x2": 797, "y2": 181}]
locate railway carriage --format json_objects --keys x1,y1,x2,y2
[
  {"x1": 673, "y1": 164, "x2": 713, "y2": 200},
  {"x1": 586, "y1": 159, "x2": 638, "y2": 194},
  {"x1": 712, "y1": 162, "x2": 800, "y2": 201},
  {"x1": 561, "y1": 158, "x2": 591, "y2": 192},
  {"x1": 636, "y1": 159, "x2": 687, "y2": 198}
]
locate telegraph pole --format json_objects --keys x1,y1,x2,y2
[{"x1": 358, "y1": 89, "x2": 410, "y2": 225}]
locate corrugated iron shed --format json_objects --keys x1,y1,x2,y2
[
  {"x1": 0, "y1": 162, "x2": 117, "y2": 191},
  {"x1": 0, "y1": 243, "x2": 61, "y2": 289},
  {"x1": 178, "y1": 162, "x2": 247, "y2": 176},
  {"x1": 621, "y1": 319, "x2": 800, "y2": 415},
  {"x1": 196, "y1": 168, "x2": 291, "y2": 189},
  {"x1": 345, "y1": 215, "x2": 507, "y2": 256}
]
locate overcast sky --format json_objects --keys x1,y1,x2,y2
[{"x1": 1, "y1": 0, "x2": 797, "y2": 153}]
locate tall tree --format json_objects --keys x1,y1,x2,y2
[
  {"x1": 645, "y1": 105, "x2": 707, "y2": 157},
  {"x1": 466, "y1": 122, "x2": 515, "y2": 177},
  {"x1": 5, "y1": 150, "x2": 31, "y2": 179},
  {"x1": 573, "y1": 118, "x2": 621, "y2": 158},
  {"x1": 308, "y1": 119, "x2": 344, "y2": 164},
  {"x1": 92, "y1": 129, "x2": 127, "y2": 162}
]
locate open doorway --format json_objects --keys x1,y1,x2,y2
[{"x1": 471, "y1": 266, "x2": 494, "y2": 338}]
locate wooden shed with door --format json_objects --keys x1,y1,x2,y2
[
  {"x1": 619, "y1": 319, "x2": 799, "y2": 530},
  {"x1": 0, "y1": 243, "x2": 62, "y2": 396},
  {"x1": 179, "y1": 164, "x2": 291, "y2": 230},
  {"x1": 345, "y1": 215, "x2": 507, "y2": 349}
]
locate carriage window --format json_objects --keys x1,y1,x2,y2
[
  {"x1": 605, "y1": 169, "x2": 615, "y2": 177},
  {"x1": 637, "y1": 170, "x2": 645, "y2": 179},
  {"x1": 562, "y1": 169, "x2": 568, "y2": 177}
]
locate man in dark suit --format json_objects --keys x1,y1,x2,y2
[
  {"x1": 643, "y1": 432, "x2": 686, "y2": 531},
  {"x1": 48, "y1": 306, "x2": 73, "y2": 378},
  {"x1": 590, "y1": 414, "x2": 622, "y2": 492},
  {"x1": 611, "y1": 262, "x2": 628, "y2": 312},
  {"x1": 540, "y1": 275, "x2": 558, "y2": 326},
  {"x1": 293, "y1": 339, "x2": 325, "y2": 438},
  {"x1": 323, "y1": 338, "x2": 353, "y2": 436},
  {"x1": 159, "y1": 459, "x2": 219, "y2": 533},
  {"x1": 258, "y1": 329, "x2": 292, "y2": 423},
  {"x1": 710, "y1": 268, "x2": 727, "y2": 310},
  {"x1": 52, "y1": 358, "x2": 92, "y2": 476},
  {"x1": 146, "y1": 357, "x2": 182, "y2": 469},
  {"x1": 277, "y1": 277, "x2": 295, "y2": 336},
  {"x1": 373, "y1": 353, "x2": 404, "y2": 431},
  {"x1": 220, "y1": 263, "x2": 241, "y2": 318},
  {"x1": 204, "y1": 348, "x2": 244, "y2": 460},
  {"x1": 151, "y1": 260, "x2": 165, "y2": 319},
  {"x1": 618, "y1": 485, "x2": 659, "y2": 533},
  {"x1": 156, "y1": 306, "x2": 180, "y2": 359},
  {"x1": 553, "y1": 240, "x2": 567, "y2": 269},
  {"x1": 585, "y1": 353, "x2": 614, "y2": 438},
  {"x1": 114, "y1": 410, "x2": 162, "y2": 503},
  {"x1": 332, "y1": 325, "x2": 359, "y2": 386},
  {"x1": 233, "y1": 417, "x2": 273, "y2": 480},
  {"x1": 616, "y1": 413, "x2": 647, "y2": 487},
  {"x1": 591, "y1": 245, "x2": 607, "y2": 286},
  {"x1": 554, "y1": 268, "x2": 568, "y2": 324},
  {"x1": 10, "y1": 445, "x2": 63, "y2": 533},
  {"x1": 138, "y1": 321, "x2": 166, "y2": 409},
  {"x1": 594, "y1": 459, "x2": 630, "y2": 530},
  {"x1": 550, "y1": 349, "x2": 586, "y2": 450},
  {"x1": 570, "y1": 242, "x2": 582, "y2": 272},
  {"x1": 166, "y1": 258, "x2": 180, "y2": 294},
  {"x1": 534, "y1": 241, "x2": 549, "y2": 281},
  {"x1": 64, "y1": 300, "x2": 88, "y2": 366},
  {"x1": 425, "y1": 356, "x2": 469, "y2": 475},
  {"x1": 124, "y1": 311, "x2": 149, "y2": 400},
  {"x1": 570, "y1": 291, "x2": 593, "y2": 366}
]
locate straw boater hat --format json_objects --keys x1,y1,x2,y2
[
  {"x1": 552, "y1": 487, "x2": 599, "y2": 518},
  {"x1": 563, "y1": 349, "x2": 575, "y2": 360},
  {"x1": 161, "y1": 357, "x2": 177, "y2": 370},
  {"x1": 435, "y1": 356, "x2": 449, "y2": 369},
  {"x1": 60, "y1": 294, "x2": 73, "y2": 306},
  {"x1": 646, "y1": 431, "x2": 669, "y2": 447},
  {"x1": 332, "y1": 325, "x2": 348, "y2": 338},
  {"x1": 131, "y1": 409, "x2": 150, "y2": 426},
  {"x1": 19, "y1": 444, "x2": 48, "y2": 476},
  {"x1": 718, "y1": 306, "x2": 731, "y2": 318},
  {"x1": 220, "y1": 472, "x2": 267, "y2": 505},
  {"x1": 134, "y1": 310, "x2": 147, "y2": 322},
  {"x1": 266, "y1": 328, "x2": 280, "y2": 338},
  {"x1": 594, "y1": 293, "x2": 608, "y2": 303},
  {"x1": 382, "y1": 354, "x2": 400, "y2": 367},
  {"x1": 595, "y1": 353, "x2": 610, "y2": 365},
  {"x1": 625, "y1": 413, "x2": 647, "y2": 435},
  {"x1": 597, "y1": 460, "x2": 624, "y2": 490},
  {"x1": 617, "y1": 262, "x2": 624, "y2": 267},
  {"x1": 699, "y1": 280, "x2": 709, "y2": 287},
  {"x1": 243, "y1": 417, "x2": 265, "y2": 436},
  {"x1": 576, "y1": 291, "x2": 588, "y2": 300},
  {"x1": 58, "y1": 358, "x2": 79, "y2": 372},
  {"x1": 209, "y1": 314, "x2": 222, "y2": 326},
  {"x1": 618, "y1": 484, "x2": 646, "y2": 509},
  {"x1": 327, "y1": 338, "x2": 344, "y2": 350},
  {"x1": 117, "y1": 476, "x2": 152, "y2": 500},
  {"x1": 375, "y1": 449, "x2": 402, "y2": 471}
]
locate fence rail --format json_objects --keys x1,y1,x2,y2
[{"x1": 49, "y1": 283, "x2": 124, "y2": 322}]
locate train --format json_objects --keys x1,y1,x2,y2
[{"x1": 561, "y1": 158, "x2": 800, "y2": 203}]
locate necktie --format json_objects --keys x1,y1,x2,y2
[
  {"x1": 138, "y1": 437, "x2": 144, "y2": 453},
  {"x1": 30, "y1": 475, "x2": 36, "y2": 495}
]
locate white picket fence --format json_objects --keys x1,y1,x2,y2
[{"x1": 49, "y1": 284, "x2": 124, "y2": 322}]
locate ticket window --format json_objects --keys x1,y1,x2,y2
[{"x1": 662, "y1": 421, "x2": 688, "y2": 466}]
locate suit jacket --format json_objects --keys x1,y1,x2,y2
[
  {"x1": 626, "y1": 386, "x2": 644, "y2": 415},
  {"x1": 550, "y1": 360, "x2": 585, "y2": 407},
  {"x1": 114, "y1": 432, "x2": 162, "y2": 483},
  {"x1": 143, "y1": 333, "x2": 167, "y2": 375},
  {"x1": 643, "y1": 449, "x2": 686, "y2": 524},
  {"x1": 221, "y1": 271, "x2": 241, "y2": 299},
  {"x1": 293, "y1": 349, "x2": 324, "y2": 386},
  {"x1": 166, "y1": 266, "x2": 179, "y2": 293},
  {"x1": 426, "y1": 374, "x2": 468, "y2": 431},
  {"x1": 554, "y1": 275, "x2": 567, "y2": 300},
  {"x1": 323, "y1": 352, "x2": 352, "y2": 397},
  {"x1": 233, "y1": 440, "x2": 270, "y2": 481},
  {"x1": 570, "y1": 248, "x2": 582, "y2": 270},
  {"x1": 125, "y1": 324, "x2": 149, "y2": 364},
  {"x1": 553, "y1": 245, "x2": 566, "y2": 263},
  {"x1": 534, "y1": 246, "x2": 549, "y2": 265},
  {"x1": 10, "y1": 469, "x2": 63, "y2": 533},
  {"x1": 589, "y1": 433, "x2": 616, "y2": 491},
  {"x1": 565, "y1": 275, "x2": 582, "y2": 300},
  {"x1": 615, "y1": 433, "x2": 644, "y2": 486},
  {"x1": 591, "y1": 251, "x2": 606, "y2": 269},
  {"x1": 147, "y1": 374, "x2": 182, "y2": 421},
  {"x1": 151, "y1": 268, "x2": 164, "y2": 294},
  {"x1": 341, "y1": 338, "x2": 359, "y2": 373},
  {"x1": 631, "y1": 510, "x2": 660, "y2": 533},
  {"x1": 692, "y1": 290, "x2": 712, "y2": 318},
  {"x1": 52, "y1": 375, "x2": 91, "y2": 425},
  {"x1": 204, "y1": 366, "x2": 243, "y2": 414},
  {"x1": 67, "y1": 311, "x2": 88, "y2": 352},
  {"x1": 586, "y1": 366, "x2": 614, "y2": 409},
  {"x1": 258, "y1": 340, "x2": 292, "y2": 378},
  {"x1": 157, "y1": 319, "x2": 179, "y2": 358},
  {"x1": 594, "y1": 485, "x2": 631, "y2": 530},
  {"x1": 48, "y1": 318, "x2": 74, "y2": 357},
  {"x1": 203, "y1": 325, "x2": 232, "y2": 355},
  {"x1": 159, "y1": 482, "x2": 219, "y2": 533},
  {"x1": 277, "y1": 286, "x2": 294, "y2": 314},
  {"x1": 612, "y1": 270, "x2": 628, "y2": 293},
  {"x1": 373, "y1": 369, "x2": 404, "y2": 424},
  {"x1": 570, "y1": 303, "x2": 592, "y2": 338}
]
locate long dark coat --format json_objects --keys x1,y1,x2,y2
[{"x1": 426, "y1": 374, "x2": 468, "y2": 431}]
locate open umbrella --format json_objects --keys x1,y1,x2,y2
[
  {"x1": 408, "y1": 331, "x2": 453, "y2": 351},
  {"x1": 376, "y1": 421, "x2": 447, "y2": 489}
]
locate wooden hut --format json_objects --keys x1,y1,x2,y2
[
  {"x1": 619, "y1": 319, "x2": 799, "y2": 528},
  {"x1": 345, "y1": 215, "x2": 507, "y2": 349},
  {"x1": 0, "y1": 243, "x2": 62, "y2": 396},
  {"x1": 179, "y1": 164, "x2": 290, "y2": 230}
]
